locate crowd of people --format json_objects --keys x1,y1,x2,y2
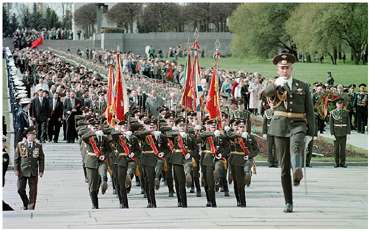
[{"x1": 5, "y1": 44, "x2": 367, "y2": 212}]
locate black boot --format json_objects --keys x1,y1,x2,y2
[{"x1": 90, "y1": 192, "x2": 99, "y2": 209}]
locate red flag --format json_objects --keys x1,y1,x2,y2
[
  {"x1": 31, "y1": 35, "x2": 44, "y2": 49},
  {"x1": 105, "y1": 65, "x2": 114, "y2": 125},
  {"x1": 114, "y1": 53, "x2": 125, "y2": 122},
  {"x1": 180, "y1": 48, "x2": 195, "y2": 111},
  {"x1": 206, "y1": 66, "x2": 222, "y2": 129}
]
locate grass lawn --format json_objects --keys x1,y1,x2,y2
[{"x1": 177, "y1": 57, "x2": 368, "y2": 86}]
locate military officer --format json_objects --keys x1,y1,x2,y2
[
  {"x1": 110, "y1": 121, "x2": 139, "y2": 208},
  {"x1": 262, "y1": 51, "x2": 315, "y2": 213},
  {"x1": 166, "y1": 117, "x2": 196, "y2": 207},
  {"x1": 199, "y1": 117, "x2": 228, "y2": 207},
  {"x1": 14, "y1": 127, "x2": 45, "y2": 210},
  {"x1": 355, "y1": 83, "x2": 367, "y2": 134},
  {"x1": 81, "y1": 122, "x2": 110, "y2": 209},
  {"x1": 262, "y1": 102, "x2": 278, "y2": 167},
  {"x1": 187, "y1": 112, "x2": 202, "y2": 197},
  {"x1": 135, "y1": 118, "x2": 167, "y2": 208},
  {"x1": 227, "y1": 119, "x2": 258, "y2": 207},
  {"x1": 329, "y1": 98, "x2": 351, "y2": 168}
]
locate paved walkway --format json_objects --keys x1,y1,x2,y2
[
  {"x1": 319, "y1": 129, "x2": 368, "y2": 150},
  {"x1": 3, "y1": 143, "x2": 368, "y2": 228}
]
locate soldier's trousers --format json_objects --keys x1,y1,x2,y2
[
  {"x1": 306, "y1": 138, "x2": 314, "y2": 166},
  {"x1": 191, "y1": 159, "x2": 201, "y2": 192},
  {"x1": 86, "y1": 167, "x2": 100, "y2": 208},
  {"x1": 166, "y1": 161, "x2": 175, "y2": 193},
  {"x1": 98, "y1": 162, "x2": 108, "y2": 183},
  {"x1": 117, "y1": 165, "x2": 129, "y2": 208},
  {"x1": 267, "y1": 135, "x2": 278, "y2": 166},
  {"x1": 17, "y1": 175, "x2": 38, "y2": 209},
  {"x1": 142, "y1": 165, "x2": 156, "y2": 207},
  {"x1": 214, "y1": 160, "x2": 229, "y2": 193},
  {"x1": 201, "y1": 165, "x2": 216, "y2": 206},
  {"x1": 86, "y1": 167, "x2": 100, "y2": 193},
  {"x1": 274, "y1": 133, "x2": 305, "y2": 205},
  {"x1": 155, "y1": 159, "x2": 164, "y2": 180},
  {"x1": 112, "y1": 163, "x2": 118, "y2": 192},
  {"x1": 173, "y1": 164, "x2": 187, "y2": 206},
  {"x1": 334, "y1": 136, "x2": 347, "y2": 166},
  {"x1": 356, "y1": 106, "x2": 367, "y2": 133},
  {"x1": 230, "y1": 165, "x2": 246, "y2": 206}
]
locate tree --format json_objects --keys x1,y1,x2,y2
[
  {"x1": 74, "y1": 3, "x2": 97, "y2": 37},
  {"x1": 107, "y1": 3, "x2": 142, "y2": 33},
  {"x1": 3, "y1": 6, "x2": 10, "y2": 36},
  {"x1": 21, "y1": 8, "x2": 31, "y2": 29},
  {"x1": 286, "y1": 3, "x2": 367, "y2": 65},
  {"x1": 229, "y1": 3, "x2": 298, "y2": 58},
  {"x1": 209, "y1": 3, "x2": 239, "y2": 32},
  {"x1": 9, "y1": 13, "x2": 19, "y2": 36},
  {"x1": 140, "y1": 3, "x2": 181, "y2": 32}
]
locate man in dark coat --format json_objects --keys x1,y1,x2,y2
[
  {"x1": 63, "y1": 91, "x2": 81, "y2": 143},
  {"x1": 30, "y1": 89, "x2": 50, "y2": 143},
  {"x1": 48, "y1": 93, "x2": 64, "y2": 143}
]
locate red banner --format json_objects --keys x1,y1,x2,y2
[
  {"x1": 105, "y1": 65, "x2": 114, "y2": 126},
  {"x1": 114, "y1": 53, "x2": 125, "y2": 122},
  {"x1": 31, "y1": 36, "x2": 44, "y2": 49},
  {"x1": 206, "y1": 67, "x2": 222, "y2": 129}
]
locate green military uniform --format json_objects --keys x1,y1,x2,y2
[
  {"x1": 306, "y1": 113, "x2": 319, "y2": 167},
  {"x1": 76, "y1": 116, "x2": 89, "y2": 182},
  {"x1": 187, "y1": 126, "x2": 202, "y2": 197},
  {"x1": 230, "y1": 109, "x2": 251, "y2": 133},
  {"x1": 329, "y1": 100, "x2": 351, "y2": 167},
  {"x1": 135, "y1": 120, "x2": 167, "y2": 208},
  {"x1": 81, "y1": 128, "x2": 111, "y2": 209},
  {"x1": 355, "y1": 85, "x2": 368, "y2": 133},
  {"x1": 111, "y1": 129, "x2": 141, "y2": 208},
  {"x1": 199, "y1": 122, "x2": 228, "y2": 208},
  {"x1": 263, "y1": 52, "x2": 315, "y2": 213},
  {"x1": 227, "y1": 122, "x2": 258, "y2": 207},
  {"x1": 14, "y1": 127, "x2": 45, "y2": 210},
  {"x1": 262, "y1": 108, "x2": 278, "y2": 167}
]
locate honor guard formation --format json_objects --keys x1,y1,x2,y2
[{"x1": 4, "y1": 43, "x2": 367, "y2": 213}]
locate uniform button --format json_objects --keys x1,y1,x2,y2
[
  {"x1": 290, "y1": 95, "x2": 293, "y2": 97},
  {"x1": 290, "y1": 109, "x2": 293, "y2": 112},
  {"x1": 290, "y1": 101, "x2": 293, "y2": 104}
]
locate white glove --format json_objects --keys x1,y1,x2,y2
[
  {"x1": 128, "y1": 152, "x2": 135, "y2": 158},
  {"x1": 180, "y1": 132, "x2": 187, "y2": 138},
  {"x1": 194, "y1": 125, "x2": 202, "y2": 131},
  {"x1": 224, "y1": 126, "x2": 231, "y2": 132},
  {"x1": 124, "y1": 131, "x2": 132, "y2": 137},
  {"x1": 185, "y1": 153, "x2": 191, "y2": 160},
  {"x1": 274, "y1": 77, "x2": 287, "y2": 87},
  {"x1": 241, "y1": 132, "x2": 249, "y2": 139},
  {"x1": 158, "y1": 152, "x2": 164, "y2": 158},
  {"x1": 95, "y1": 130, "x2": 104, "y2": 136},
  {"x1": 153, "y1": 131, "x2": 161, "y2": 137},
  {"x1": 172, "y1": 126, "x2": 178, "y2": 131},
  {"x1": 214, "y1": 130, "x2": 221, "y2": 137},
  {"x1": 215, "y1": 153, "x2": 222, "y2": 160},
  {"x1": 304, "y1": 136, "x2": 313, "y2": 144},
  {"x1": 262, "y1": 134, "x2": 267, "y2": 139}
]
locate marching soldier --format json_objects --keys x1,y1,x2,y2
[
  {"x1": 329, "y1": 98, "x2": 351, "y2": 168},
  {"x1": 199, "y1": 118, "x2": 227, "y2": 207},
  {"x1": 262, "y1": 103, "x2": 278, "y2": 167},
  {"x1": 355, "y1": 83, "x2": 368, "y2": 134},
  {"x1": 166, "y1": 117, "x2": 196, "y2": 207},
  {"x1": 81, "y1": 122, "x2": 110, "y2": 209},
  {"x1": 135, "y1": 118, "x2": 167, "y2": 208},
  {"x1": 262, "y1": 51, "x2": 315, "y2": 213},
  {"x1": 227, "y1": 119, "x2": 258, "y2": 207},
  {"x1": 14, "y1": 127, "x2": 45, "y2": 210},
  {"x1": 187, "y1": 112, "x2": 202, "y2": 197},
  {"x1": 110, "y1": 121, "x2": 140, "y2": 208}
]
